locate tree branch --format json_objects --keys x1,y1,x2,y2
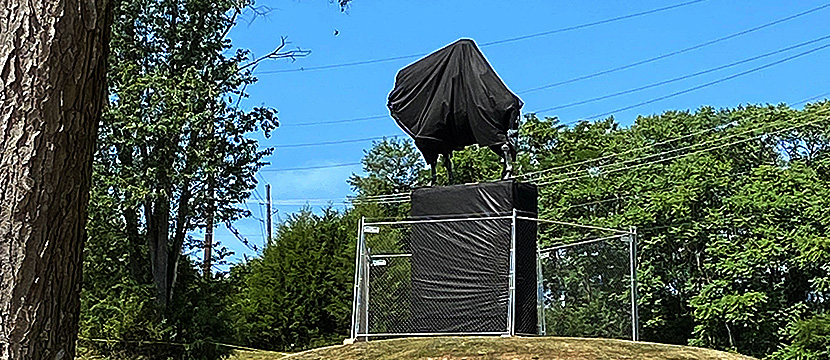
[
  {"x1": 239, "y1": 36, "x2": 310, "y2": 71},
  {"x1": 220, "y1": 8, "x2": 241, "y2": 40}
]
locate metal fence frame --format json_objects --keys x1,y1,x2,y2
[{"x1": 350, "y1": 211, "x2": 638, "y2": 341}]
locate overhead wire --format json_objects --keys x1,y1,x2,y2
[
  {"x1": 273, "y1": 2, "x2": 830, "y2": 128},
  {"x1": 225, "y1": 222, "x2": 260, "y2": 252},
  {"x1": 793, "y1": 91, "x2": 830, "y2": 106},
  {"x1": 534, "y1": 109, "x2": 828, "y2": 184},
  {"x1": 515, "y1": 121, "x2": 735, "y2": 180},
  {"x1": 525, "y1": 109, "x2": 800, "y2": 183},
  {"x1": 249, "y1": 5, "x2": 830, "y2": 201},
  {"x1": 517, "y1": 2, "x2": 830, "y2": 95},
  {"x1": 259, "y1": 162, "x2": 362, "y2": 172},
  {"x1": 534, "y1": 170, "x2": 753, "y2": 236},
  {"x1": 240, "y1": 107, "x2": 828, "y2": 206},
  {"x1": 272, "y1": 135, "x2": 401, "y2": 148},
  {"x1": 519, "y1": 88, "x2": 830, "y2": 180},
  {"x1": 529, "y1": 33, "x2": 830, "y2": 113},
  {"x1": 575, "y1": 42, "x2": 830, "y2": 120},
  {"x1": 257, "y1": 40, "x2": 828, "y2": 180},
  {"x1": 267, "y1": 33, "x2": 830, "y2": 150},
  {"x1": 529, "y1": 126, "x2": 754, "y2": 184},
  {"x1": 251, "y1": 107, "x2": 828, "y2": 205},
  {"x1": 349, "y1": 191, "x2": 412, "y2": 200},
  {"x1": 553, "y1": 169, "x2": 752, "y2": 211},
  {"x1": 281, "y1": 115, "x2": 387, "y2": 128},
  {"x1": 535, "y1": 108, "x2": 830, "y2": 186},
  {"x1": 240, "y1": 192, "x2": 412, "y2": 206},
  {"x1": 256, "y1": 0, "x2": 710, "y2": 75}
]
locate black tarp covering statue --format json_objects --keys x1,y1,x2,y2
[
  {"x1": 388, "y1": 39, "x2": 523, "y2": 184},
  {"x1": 409, "y1": 181, "x2": 538, "y2": 334}
]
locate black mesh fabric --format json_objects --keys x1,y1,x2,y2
[
  {"x1": 515, "y1": 218, "x2": 539, "y2": 334},
  {"x1": 409, "y1": 180, "x2": 537, "y2": 333}
]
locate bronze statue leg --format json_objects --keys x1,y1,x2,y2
[
  {"x1": 444, "y1": 152, "x2": 454, "y2": 185},
  {"x1": 501, "y1": 143, "x2": 514, "y2": 179}
]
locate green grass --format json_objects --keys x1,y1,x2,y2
[{"x1": 227, "y1": 337, "x2": 758, "y2": 360}]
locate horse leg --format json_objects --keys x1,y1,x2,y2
[
  {"x1": 444, "y1": 152, "x2": 454, "y2": 185},
  {"x1": 429, "y1": 162, "x2": 437, "y2": 186},
  {"x1": 500, "y1": 143, "x2": 514, "y2": 179}
]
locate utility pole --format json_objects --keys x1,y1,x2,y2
[
  {"x1": 203, "y1": 179, "x2": 214, "y2": 277},
  {"x1": 266, "y1": 184, "x2": 272, "y2": 242}
]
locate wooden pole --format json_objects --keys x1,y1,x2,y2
[{"x1": 266, "y1": 184, "x2": 272, "y2": 242}]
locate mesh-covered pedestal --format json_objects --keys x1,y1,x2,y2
[{"x1": 409, "y1": 180, "x2": 537, "y2": 334}]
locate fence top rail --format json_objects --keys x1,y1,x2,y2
[
  {"x1": 366, "y1": 210, "x2": 514, "y2": 223},
  {"x1": 370, "y1": 253, "x2": 412, "y2": 258},
  {"x1": 517, "y1": 216, "x2": 630, "y2": 234},
  {"x1": 357, "y1": 332, "x2": 507, "y2": 337},
  {"x1": 364, "y1": 215, "x2": 512, "y2": 226},
  {"x1": 538, "y1": 234, "x2": 628, "y2": 253}
]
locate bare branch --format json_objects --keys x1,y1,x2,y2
[
  {"x1": 239, "y1": 36, "x2": 310, "y2": 71},
  {"x1": 220, "y1": 8, "x2": 241, "y2": 40}
]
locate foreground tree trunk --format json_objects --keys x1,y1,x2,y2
[{"x1": 0, "y1": 0, "x2": 112, "y2": 357}]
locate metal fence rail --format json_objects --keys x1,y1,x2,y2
[
  {"x1": 350, "y1": 212, "x2": 638, "y2": 341},
  {"x1": 536, "y1": 226, "x2": 638, "y2": 340}
]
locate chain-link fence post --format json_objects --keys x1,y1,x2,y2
[
  {"x1": 536, "y1": 240, "x2": 546, "y2": 335},
  {"x1": 350, "y1": 217, "x2": 365, "y2": 340},
  {"x1": 506, "y1": 208, "x2": 517, "y2": 336},
  {"x1": 363, "y1": 237, "x2": 371, "y2": 341},
  {"x1": 629, "y1": 225, "x2": 639, "y2": 342}
]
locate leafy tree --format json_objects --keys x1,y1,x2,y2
[
  {"x1": 519, "y1": 104, "x2": 830, "y2": 357},
  {"x1": 349, "y1": 102, "x2": 830, "y2": 358},
  {"x1": 349, "y1": 137, "x2": 427, "y2": 195},
  {"x1": 100, "y1": 0, "x2": 284, "y2": 308},
  {"x1": 79, "y1": 0, "x2": 355, "y2": 357},
  {"x1": 229, "y1": 209, "x2": 356, "y2": 351}
]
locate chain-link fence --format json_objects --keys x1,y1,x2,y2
[
  {"x1": 350, "y1": 212, "x2": 638, "y2": 341},
  {"x1": 534, "y1": 219, "x2": 638, "y2": 340}
]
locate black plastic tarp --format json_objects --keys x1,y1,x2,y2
[
  {"x1": 409, "y1": 181, "x2": 538, "y2": 334},
  {"x1": 388, "y1": 39, "x2": 523, "y2": 164}
]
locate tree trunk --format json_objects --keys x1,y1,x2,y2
[{"x1": 0, "y1": 0, "x2": 112, "y2": 357}]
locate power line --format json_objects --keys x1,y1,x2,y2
[
  {"x1": 555, "y1": 170, "x2": 752, "y2": 211},
  {"x1": 256, "y1": 0, "x2": 709, "y2": 75},
  {"x1": 517, "y1": 2, "x2": 830, "y2": 95},
  {"x1": 530, "y1": 34, "x2": 830, "y2": 113},
  {"x1": 267, "y1": 3, "x2": 830, "y2": 129},
  {"x1": 281, "y1": 115, "x2": 387, "y2": 128},
  {"x1": 536, "y1": 110, "x2": 830, "y2": 186},
  {"x1": 253, "y1": 105, "x2": 830, "y2": 207},
  {"x1": 225, "y1": 222, "x2": 260, "y2": 252},
  {"x1": 272, "y1": 135, "x2": 400, "y2": 148},
  {"x1": 482, "y1": 0, "x2": 710, "y2": 47},
  {"x1": 251, "y1": 186, "x2": 266, "y2": 203},
  {"x1": 576, "y1": 41, "x2": 830, "y2": 121},
  {"x1": 537, "y1": 170, "x2": 755, "y2": 233},
  {"x1": 532, "y1": 109, "x2": 826, "y2": 183},
  {"x1": 268, "y1": 42, "x2": 829, "y2": 150},
  {"x1": 792, "y1": 91, "x2": 830, "y2": 106},
  {"x1": 245, "y1": 110, "x2": 827, "y2": 207},
  {"x1": 255, "y1": 111, "x2": 821, "y2": 204},
  {"x1": 259, "y1": 162, "x2": 362, "y2": 172},
  {"x1": 516, "y1": 120, "x2": 735, "y2": 179}
]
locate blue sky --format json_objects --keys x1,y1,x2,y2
[{"x1": 193, "y1": 0, "x2": 830, "y2": 267}]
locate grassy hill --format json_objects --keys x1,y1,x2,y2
[{"x1": 228, "y1": 337, "x2": 758, "y2": 360}]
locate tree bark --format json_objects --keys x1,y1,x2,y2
[{"x1": 0, "y1": 0, "x2": 112, "y2": 358}]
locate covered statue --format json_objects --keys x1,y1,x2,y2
[{"x1": 387, "y1": 39, "x2": 524, "y2": 184}]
